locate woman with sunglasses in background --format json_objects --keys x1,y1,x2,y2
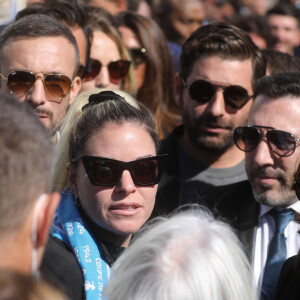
[
  {"x1": 48, "y1": 89, "x2": 166, "y2": 300},
  {"x1": 80, "y1": 7, "x2": 137, "y2": 96},
  {"x1": 116, "y1": 11, "x2": 182, "y2": 138}
]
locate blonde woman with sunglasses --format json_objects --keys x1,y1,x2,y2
[{"x1": 80, "y1": 7, "x2": 137, "y2": 96}]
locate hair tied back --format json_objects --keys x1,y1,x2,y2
[{"x1": 82, "y1": 90, "x2": 125, "y2": 111}]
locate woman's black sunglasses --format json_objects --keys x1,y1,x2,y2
[
  {"x1": 182, "y1": 78, "x2": 253, "y2": 109},
  {"x1": 73, "y1": 154, "x2": 168, "y2": 186}
]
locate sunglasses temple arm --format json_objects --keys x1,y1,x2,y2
[{"x1": 0, "y1": 73, "x2": 7, "y2": 81}]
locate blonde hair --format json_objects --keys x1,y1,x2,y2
[{"x1": 53, "y1": 88, "x2": 141, "y2": 192}]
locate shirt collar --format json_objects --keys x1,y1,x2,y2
[{"x1": 259, "y1": 200, "x2": 300, "y2": 218}]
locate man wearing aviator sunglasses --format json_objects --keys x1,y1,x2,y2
[
  {"x1": 0, "y1": 14, "x2": 81, "y2": 144},
  {"x1": 211, "y1": 73, "x2": 300, "y2": 300},
  {"x1": 154, "y1": 22, "x2": 265, "y2": 216}
]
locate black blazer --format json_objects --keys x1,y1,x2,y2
[{"x1": 276, "y1": 255, "x2": 300, "y2": 300}]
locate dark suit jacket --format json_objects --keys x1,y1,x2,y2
[
  {"x1": 276, "y1": 255, "x2": 300, "y2": 300},
  {"x1": 41, "y1": 236, "x2": 85, "y2": 300}
]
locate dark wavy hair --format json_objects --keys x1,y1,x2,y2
[
  {"x1": 180, "y1": 22, "x2": 266, "y2": 88},
  {"x1": 116, "y1": 11, "x2": 181, "y2": 138}
]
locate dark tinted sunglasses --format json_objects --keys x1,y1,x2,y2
[
  {"x1": 0, "y1": 70, "x2": 73, "y2": 102},
  {"x1": 75, "y1": 154, "x2": 168, "y2": 186},
  {"x1": 128, "y1": 48, "x2": 147, "y2": 67},
  {"x1": 82, "y1": 58, "x2": 131, "y2": 84},
  {"x1": 182, "y1": 78, "x2": 253, "y2": 109},
  {"x1": 234, "y1": 126, "x2": 300, "y2": 157}
]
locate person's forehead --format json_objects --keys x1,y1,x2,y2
[
  {"x1": 249, "y1": 95, "x2": 300, "y2": 132},
  {"x1": 188, "y1": 56, "x2": 253, "y2": 89},
  {"x1": 1, "y1": 36, "x2": 77, "y2": 75},
  {"x1": 268, "y1": 14, "x2": 299, "y2": 27}
]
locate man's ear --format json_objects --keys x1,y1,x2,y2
[
  {"x1": 36, "y1": 192, "x2": 61, "y2": 250},
  {"x1": 174, "y1": 73, "x2": 183, "y2": 108},
  {"x1": 69, "y1": 76, "x2": 81, "y2": 106}
]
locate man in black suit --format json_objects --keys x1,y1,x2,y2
[{"x1": 219, "y1": 72, "x2": 300, "y2": 300}]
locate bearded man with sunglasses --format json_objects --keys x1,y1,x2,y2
[
  {"x1": 154, "y1": 22, "x2": 265, "y2": 216},
  {"x1": 208, "y1": 72, "x2": 300, "y2": 300},
  {"x1": 0, "y1": 14, "x2": 81, "y2": 144}
]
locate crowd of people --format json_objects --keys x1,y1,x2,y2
[{"x1": 1, "y1": 0, "x2": 300, "y2": 299}]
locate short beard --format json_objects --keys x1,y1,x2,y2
[
  {"x1": 252, "y1": 188, "x2": 296, "y2": 208},
  {"x1": 247, "y1": 166, "x2": 297, "y2": 208},
  {"x1": 183, "y1": 111, "x2": 235, "y2": 154}
]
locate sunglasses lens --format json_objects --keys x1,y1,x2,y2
[
  {"x1": 268, "y1": 130, "x2": 295, "y2": 157},
  {"x1": 44, "y1": 74, "x2": 72, "y2": 101},
  {"x1": 189, "y1": 80, "x2": 215, "y2": 104},
  {"x1": 108, "y1": 60, "x2": 130, "y2": 84},
  {"x1": 131, "y1": 158, "x2": 159, "y2": 185},
  {"x1": 7, "y1": 71, "x2": 36, "y2": 97},
  {"x1": 224, "y1": 85, "x2": 250, "y2": 109},
  {"x1": 83, "y1": 59, "x2": 101, "y2": 82},
  {"x1": 83, "y1": 157, "x2": 120, "y2": 186},
  {"x1": 129, "y1": 48, "x2": 147, "y2": 67},
  {"x1": 234, "y1": 127, "x2": 260, "y2": 152},
  {"x1": 81, "y1": 156, "x2": 165, "y2": 186}
]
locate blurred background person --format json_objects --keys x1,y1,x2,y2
[
  {"x1": 85, "y1": 0, "x2": 127, "y2": 15},
  {"x1": 117, "y1": 11, "x2": 181, "y2": 138},
  {"x1": 266, "y1": 3, "x2": 300, "y2": 56},
  {"x1": 230, "y1": 14, "x2": 274, "y2": 49},
  {"x1": 103, "y1": 208, "x2": 257, "y2": 300},
  {"x1": 153, "y1": 0, "x2": 206, "y2": 45}
]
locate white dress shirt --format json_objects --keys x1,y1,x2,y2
[{"x1": 254, "y1": 201, "x2": 300, "y2": 295}]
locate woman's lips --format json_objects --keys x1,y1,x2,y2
[{"x1": 109, "y1": 203, "x2": 142, "y2": 216}]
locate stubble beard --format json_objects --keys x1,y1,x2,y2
[
  {"x1": 183, "y1": 111, "x2": 235, "y2": 154},
  {"x1": 247, "y1": 166, "x2": 297, "y2": 208}
]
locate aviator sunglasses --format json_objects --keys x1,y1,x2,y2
[
  {"x1": 73, "y1": 154, "x2": 168, "y2": 186},
  {"x1": 0, "y1": 70, "x2": 73, "y2": 102},
  {"x1": 82, "y1": 58, "x2": 131, "y2": 84},
  {"x1": 234, "y1": 125, "x2": 300, "y2": 157},
  {"x1": 182, "y1": 78, "x2": 253, "y2": 109}
]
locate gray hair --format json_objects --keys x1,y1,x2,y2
[
  {"x1": 104, "y1": 207, "x2": 256, "y2": 300},
  {"x1": 0, "y1": 91, "x2": 54, "y2": 232}
]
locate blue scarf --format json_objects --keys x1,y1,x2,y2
[{"x1": 51, "y1": 190, "x2": 110, "y2": 300}]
